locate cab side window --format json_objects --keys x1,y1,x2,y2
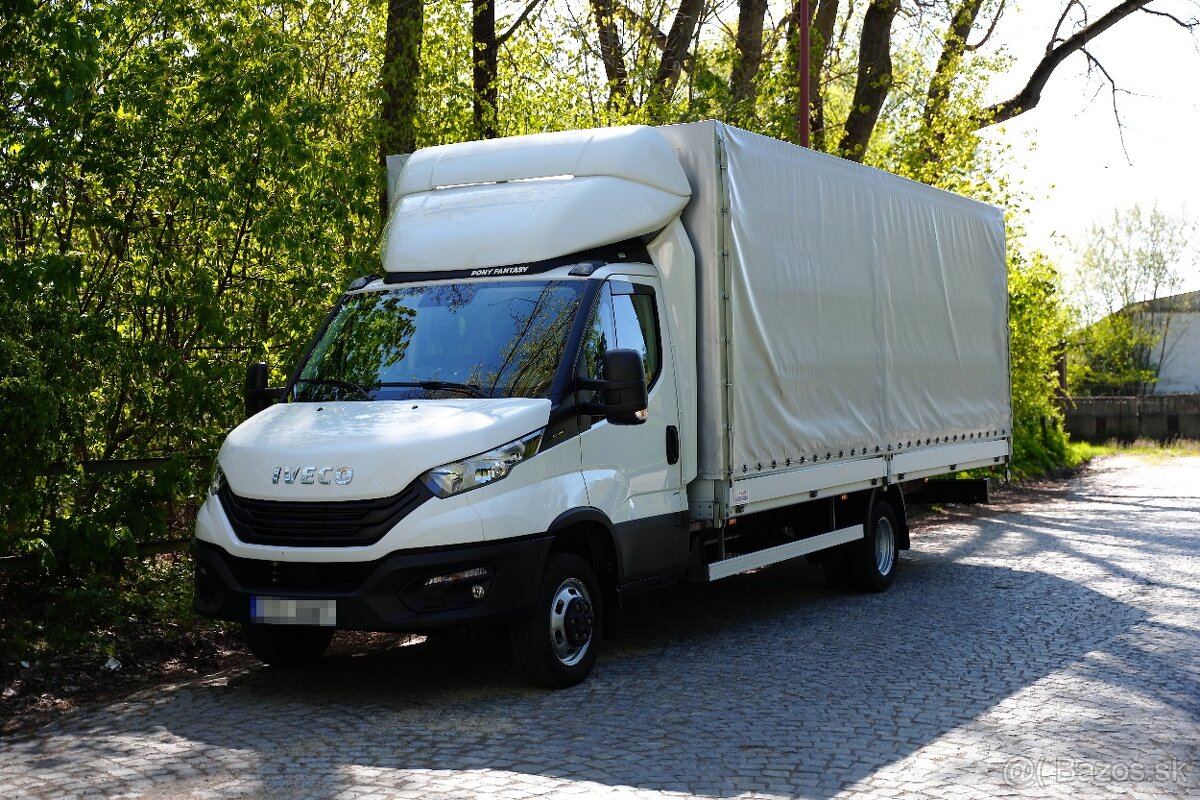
[
  {"x1": 580, "y1": 285, "x2": 617, "y2": 384},
  {"x1": 582, "y1": 282, "x2": 661, "y2": 389},
  {"x1": 612, "y1": 291, "x2": 659, "y2": 387}
]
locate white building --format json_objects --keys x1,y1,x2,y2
[{"x1": 1140, "y1": 290, "x2": 1200, "y2": 395}]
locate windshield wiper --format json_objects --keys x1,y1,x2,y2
[
  {"x1": 295, "y1": 378, "x2": 374, "y2": 401},
  {"x1": 378, "y1": 381, "x2": 488, "y2": 398}
]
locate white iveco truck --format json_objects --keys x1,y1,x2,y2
[{"x1": 193, "y1": 122, "x2": 1011, "y2": 687}]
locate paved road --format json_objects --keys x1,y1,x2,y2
[{"x1": 2, "y1": 454, "x2": 1198, "y2": 799}]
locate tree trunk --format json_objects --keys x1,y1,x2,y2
[
  {"x1": 379, "y1": 0, "x2": 424, "y2": 219},
  {"x1": 473, "y1": 0, "x2": 498, "y2": 138},
  {"x1": 649, "y1": 0, "x2": 704, "y2": 109},
  {"x1": 590, "y1": 0, "x2": 629, "y2": 108},
  {"x1": 728, "y1": 0, "x2": 769, "y2": 126},
  {"x1": 912, "y1": 0, "x2": 984, "y2": 166},
  {"x1": 925, "y1": 0, "x2": 983, "y2": 126},
  {"x1": 838, "y1": 0, "x2": 898, "y2": 161}
]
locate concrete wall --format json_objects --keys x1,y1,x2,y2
[
  {"x1": 1152, "y1": 311, "x2": 1200, "y2": 394},
  {"x1": 1065, "y1": 394, "x2": 1200, "y2": 442}
]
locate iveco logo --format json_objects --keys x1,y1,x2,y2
[{"x1": 272, "y1": 466, "x2": 354, "y2": 486}]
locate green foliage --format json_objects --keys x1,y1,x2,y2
[
  {"x1": 0, "y1": 555, "x2": 202, "y2": 665},
  {"x1": 2, "y1": 0, "x2": 380, "y2": 570},
  {"x1": 1068, "y1": 311, "x2": 1160, "y2": 396},
  {"x1": 1007, "y1": 252, "x2": 1072, "y2": 476},
  {"x1": 0, "y1": 254, "x2": 83, "y2": 540}
]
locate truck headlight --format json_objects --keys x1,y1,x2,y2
[
  {"x1": 421, "y1": 429, "x2": 543, "y2": 498},
  {"x1": 208, "y1": 462, "x2": 226, "y2": 497}
]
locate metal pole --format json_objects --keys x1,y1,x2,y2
[{"x1": 799, "y1": 0, "x2": 811, "y2": 148}]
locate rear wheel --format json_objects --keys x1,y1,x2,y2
[
  {"x1": 243, "y1": 624, "x2": 334, "y2": 668},
  {"x1": 852, "y1": 499, "x2": 899, "y2": 592},
  {"x1": 511, "y1": 553, "x2": 602, "y2": 689}
]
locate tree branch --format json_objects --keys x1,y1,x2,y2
[
  {"x1": 1140, "y1": 6, "x2": 1199, "y2": 29},
  {"x1": 978, "y1": 0, "x2": 1152, "y2": 128},
  {"x1": 609, "y1": 0, "x2": 711, "y2": 78},
  {"x1": 1051, "y1": 0, "x2": 1087, "y2": 52},
  {"x1": 909, "y1": 0, "x2": 986, "y2": 169},
  {"x1": 613, "y1": 1, "x2": 671, "y2": 59},
  {"x1": 1079, "y1": 45, "x2": 1132, "y2": 160},
  {"x1": 924, "y1": 0, "x2": 984, "y2": 127},
  {"x1": 966, "y1": 0, "x2": 1006, "y2": 51},
  {"x1": 496, "y1": 0, "x2": 545, "y2": 46}
]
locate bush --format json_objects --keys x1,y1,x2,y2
[{"x1": 1007, "y1": 252, "x2": 1072, "y2": 477}]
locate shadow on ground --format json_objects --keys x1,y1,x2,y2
[{"x1": 52, "y1": 543, "x2": 1152, "y2": 799}]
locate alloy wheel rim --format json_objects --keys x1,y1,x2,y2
[{"x1": 874, "y1": 515, "x2": 896, "y2": 575}]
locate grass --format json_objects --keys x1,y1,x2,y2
[
  {"x1": 1065, "y1": 440, "x2": 1110, "y2": 466},
  {"x1": 1067, "y1": 438, "x2": 1200, "y2": 463}
]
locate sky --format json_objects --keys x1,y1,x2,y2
[{"x1": 980, "y1": 0, "x2": 1200, "y2": 296}]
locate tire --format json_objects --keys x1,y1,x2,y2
[
  {"x1": 852, "y1": 499, "x2": 899, "y2": 593},
  {"x1": 243, "y1": 624, "x2": 334, "y2": 668},
  {"x1": 511, "y1": 553, "x2": 602, "y2": 689}
]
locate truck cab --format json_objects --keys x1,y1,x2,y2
[{"x1": 195, "y1": 126, "x2": 705, "y2": 686}]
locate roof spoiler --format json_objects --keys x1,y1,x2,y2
[{"x1": 385, "y1": 154, "x2": 410, "y2": 213}]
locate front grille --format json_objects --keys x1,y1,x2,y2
[
  {"x1": 218, "y1": 480, "x2": 432, "y2": 547},
  {"x1": 223, "y1": 553, "x2": 382, "y2": 592}
]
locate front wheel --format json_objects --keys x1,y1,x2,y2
[
  {"x1": 511, "y1": 553, "x2": 603, "y2": 689},
  {"x1": 243, "y1": 624, "x2": 334, "y2": 668}
]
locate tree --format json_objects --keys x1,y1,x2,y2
[
  {"x1": 761, "y1": 1, "x2": 1196, "y2": 163},
  {"x1": 381, "y1": 0, "x2": 424, "y2": 215},
  {"x1": 728, "y1": 0, "x2": 769, "y2": 126},
  {"x1": 838, "y1": 0, "x2": 901, "y2": 159},
  {"x1": 1069, "y1": 204, "x2": 1195, "y2": 395},
  {"x1": 2, "y1": 0, "x2": 380, "y2": 569},
  {"x1": 980, "y1": 1, "x2": 1198, "y2": 127},
  {"x1": 1008, "y1": 252, "x2": 1074, "y2": 474}
]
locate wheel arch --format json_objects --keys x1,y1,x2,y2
[
  {"x1": 843, "y1": 485, "x2": 910, "y2": 550},
  {"x1": 871, "y1": 484, "x2": 910, "y2": 550},
  {"x1": 547, "y1": 507, "x2": 623, "y2": 634}
]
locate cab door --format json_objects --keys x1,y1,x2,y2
[{"x1": 578, "y1": 278, "x2": 687, "y2": 585}]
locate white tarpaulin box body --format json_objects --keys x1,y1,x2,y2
[{"x1": 656, "y1": 121, "x2": 1011, "y2": 493}]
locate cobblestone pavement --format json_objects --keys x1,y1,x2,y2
[{"x1": 2, "y1": 454, "x2": 1198, "y2": 799}]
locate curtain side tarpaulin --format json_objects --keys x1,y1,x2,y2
[{"x1": 659, "y1": 121, "x2": 1011, "y2": 480}]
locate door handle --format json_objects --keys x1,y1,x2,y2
[{"x1": 666, "y1": 425, "x2": 680, "y2": 465}]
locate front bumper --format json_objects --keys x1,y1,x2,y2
[{"x1": 192, "y1": 535, "x2": 552, "y2": 631}]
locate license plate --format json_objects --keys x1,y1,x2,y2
[{"x1": 251, "y1": 596, "x2": 337, "y2": 626}]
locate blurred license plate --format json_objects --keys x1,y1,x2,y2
[{"x1": 251, "y1": 596, "x2": 337, "y2": 626}]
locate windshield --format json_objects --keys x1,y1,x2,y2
[{"x1": 293, "y1": 280, "x2": 585, "y2": 401}]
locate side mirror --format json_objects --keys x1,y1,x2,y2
[
  {"x1": 244, "y1": 362, "x2": 282, "y2": 419},
  {"x1": 578, "y1": 349, "x2": 648, "y2": 425}
]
